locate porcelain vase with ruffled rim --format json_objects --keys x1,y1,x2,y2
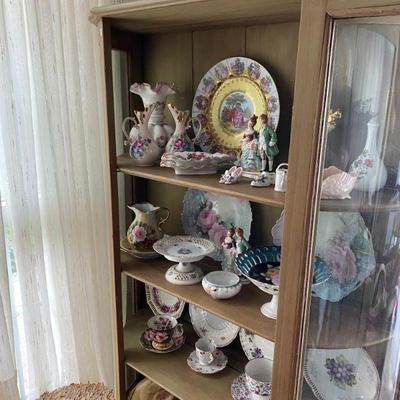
[
  {"x1": 349, "y1": 118, "x2": 387, "y2": 193},
  {"x1": 122, "y1": 82, "x2": 176, "y2": 156}
]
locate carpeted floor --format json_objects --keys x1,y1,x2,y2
[{"x1": 40, "y1": 383, "x2": 114, "y2": 399}]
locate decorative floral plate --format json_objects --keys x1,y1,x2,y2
[
  {"x1": 182, "y1": 189, "x2": 252, "y2": 261},
  {"x1": 187, "y1": 349, "x2": 228, "y2": 374},
  {"x1": 239, "y1": 328, "x2": 274, "y2": 361},
  {"x1": 231, "y1": 374, "x2": 251, "y2": 400},
  {"x1": 192, "y1": 56, "x2": 280, "y2": 155},
  {"x1": 189, "y1": 304, "x2": 240, "y2": 347},
  {"x1": 304, "y1": 348, "x2": 380, "y2": 400},
  {"x1": 271, "y1": 211, "x2": 375, "y2": 302},
  {"x1": 145, "y1": 285, "x2": 185, "y2": 318}
]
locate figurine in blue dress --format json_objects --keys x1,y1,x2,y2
[{"x1": 239, "y1": 115, "x2": 261, "y2": 171}]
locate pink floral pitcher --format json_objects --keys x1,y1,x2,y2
[{"x1": 127, "y1": 203, "x2": 170, "y2": 253}]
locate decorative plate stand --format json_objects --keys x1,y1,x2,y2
[
  {"x1": 153, "y1": 236, "x2": 216, "y2": 285},
  {"x1": 192, "y1": 56, "x2": 280, "y2": 155}
]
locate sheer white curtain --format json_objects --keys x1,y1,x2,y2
[{"x1": 0, "y1": 1, "x2": 116, "y2": 399}]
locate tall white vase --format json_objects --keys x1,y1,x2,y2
[
  {"x1": 349, "y1": 118, "x2": 387, "y2": 193},
  {"x1": 122, "y1": 82, "x2": 176, "y2": 156}
]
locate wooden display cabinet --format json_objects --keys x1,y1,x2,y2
[{"x1": 91, "y1": 1, "x2": 400, "y2": 399}]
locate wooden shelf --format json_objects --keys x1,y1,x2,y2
[
  {"x1": 117, "y1": 154, "x2": 285, "y2": 208},
  {"x1": 121, "y1": 252, "x2": 276, "y2": 341},
  {"x1": 307, "y1": 298, "x2": 392, "y2": 349},
  {"x1": 124, "y1": 308, "x2": 240, "y2": 400},
  {"x1": 320, "y1": 188, "x2": 400, "y2": 212},
  {"x1": 91, "y1": 0, "x2": 301, "y2": 33}
]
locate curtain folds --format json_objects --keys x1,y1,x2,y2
[{"x1": 0, "y1": 1, "x2": 115, "y2": 398}]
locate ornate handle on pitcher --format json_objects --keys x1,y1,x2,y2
[
  {"x1": 191, "y1": 116, "x2": 203, "y2": 144},
  {"x1": 158, "y1": 207, "x2": 170, "y2": 229},
  {"x1": 122, "y1": 116, "x2": 138, "y2": 143}
]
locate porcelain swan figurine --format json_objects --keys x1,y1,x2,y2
[
  {"x1": 127, "y1": 104, "x2": 160, "y2": 166},
  {"x1": 165, "y1": 104, "x2": 195, "y2": 153},
  {"x1": 321, "y1": 166, "x2": 358, "y2": 200}
]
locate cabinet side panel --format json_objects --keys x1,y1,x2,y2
[{"x1": 271, "y1": 2, "x2": 329, "y2": 399}]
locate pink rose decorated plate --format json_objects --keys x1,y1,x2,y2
[{"x1": 182, "y1": 189, "x2": 252, "y2": 261}]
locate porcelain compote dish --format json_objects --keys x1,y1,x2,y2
[
  {"x1": 202, "y1": 271, "x2": 242, "y2": 299},
  {"x1": 161, "y1": 151, "x2": 233, "y2": 175},
  {"x1": 236, "y1": 247, "x2": 281, "y2": 319},
  {"x1": 153, "y1": 236, "x2": 216, "y2": 285}
]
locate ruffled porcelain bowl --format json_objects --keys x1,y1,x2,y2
[{"x1": 160, "y1": 151, "x2": 234, "y2": 175}]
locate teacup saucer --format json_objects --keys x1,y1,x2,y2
[
  {"x1": 140, "y1": 333, "x2": 185, "y2": 354},
  {"x1": 231, "y1": 374, "x2": 251, "y2": 400},
  {"x1": 187, "y1": 349, "x2": 227, "y2": 374}
]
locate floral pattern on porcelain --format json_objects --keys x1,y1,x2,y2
[
  {"x1": 248, "y1": 62, "x2": 261, "y2": 80},
  {"x1": 246, "y1": 375, "x2": 272, "y2": 396},
  {"x1": 325, "y1": 355, "x2": 357, "y2": 390},
  {"x1": 215, "y1": 63, "x2": 229, "y2": 80},
  {"x1": 194, "y1": 95, "x2": 209, "y2": 110},
  {"x1": 231, "y1": 374, "x2": 251, "y2": 400},
  {"x1": 151, "y1": 287, "x2": 182, "y2": 314},
  {"x1": 230, "y1": 58, "x2": 245, "y2": 75}
]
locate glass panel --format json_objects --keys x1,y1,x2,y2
[{"x1": 302, "y1": 18, "x2": 400, "y2": 400}]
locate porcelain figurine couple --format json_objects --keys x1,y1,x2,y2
[
  {"x1": 222, "y1": 227, "x2": 250, "y2": 275},
  {"x1": 239, "y1": 113, "x2": 279, "y2": 173}
]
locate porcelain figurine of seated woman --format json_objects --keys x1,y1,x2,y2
[{"x1": 239, "y1": 115, "x2": 262, "y2": 171}]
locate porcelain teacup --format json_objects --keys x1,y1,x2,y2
[
  {"x1": 195, "y1": 337, "x2": 216, "y2": 366},
  {"x1": 245, "y1": 358, "x2": 273, "y2": 400},
  {"x1": 146, "y1": 315, "x2": 180, "y2": 345}
]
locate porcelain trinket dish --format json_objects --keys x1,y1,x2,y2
[
  {"x1": 202, "y1": 271, "x2": 242, "y2": 299},
  {"x1": 153, "y1": 235, "x2": 216, "y2": 285},
  {"x1": 161, "y1": 151, "x2": 233, "y2": 175}
]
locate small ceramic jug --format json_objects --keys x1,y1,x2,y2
[
  {"x1": 127, "y1": 203, "x2": 170, "y2": 253},
  {"x1": 124, "y1": 104, "x2": 160, "y2": 166},
  {"x1": 165, "y1": 104, "x2": 195, "y2": 153},
  {"x1": 274, "y1": 163, "x2": 288, "y2": 192}
]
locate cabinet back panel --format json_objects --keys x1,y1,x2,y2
[{"x1": 141, "y1": 22, "x2": 298, "y2": 237}]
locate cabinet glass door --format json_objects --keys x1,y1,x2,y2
[{"x1": 302, "y1": 18, "x2": 400, "y2": 400}]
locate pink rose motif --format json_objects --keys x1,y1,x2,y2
[
  {"x1": 133, "y1": 226, "x2": 146, "y2": 243},
  {"x1": 174, "y1": 138, "x2": 184, "y2": 150},
  {"x1": 324, "y1": 245, "x2": 357, "y2": 283},
  {"x1": 197, "y1": 207, "x2": 218, "y2": 233},
  {"x1": 208, "y1": 223, "x2": 228, "y2": 246}
]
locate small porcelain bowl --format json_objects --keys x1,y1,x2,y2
[{"x1": 202, "y1": 271, "x2": 242, "y2": 300}]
